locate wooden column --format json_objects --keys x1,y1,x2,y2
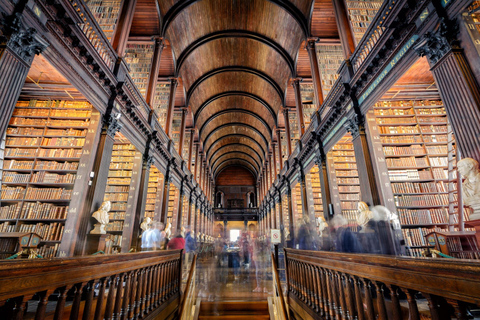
[
  {"x1": 269, "y1": 154, "x2": 274, "y2": 187},
  {"x1": 197, "y1": 152, "x2": 203, "y2": 187},
  {"x1": 165, "y1": 78, "x2": 178, "y2": 137},
  {"x1": 298, "y1": 163, "x2": 310, "y2": 220},
  {"x1": 345, "y1": 118, "x2": 381, "y2": 206},
  {"x1": 277, "y1": 189, "x2": 285, "y2": 246},
  {"x1": 112, "y1": 0, "x2": 137, "y2": 56},
  {"x1": 0, "y1": 15, "x2": 47, "y2": 142},
  {"x1": 306, "y1": 39, "x2": 325, "y2": 108},
  {"x1": 276, "y1": 129, "x2": 284, "y2": 170},
  {"x1": 292, "y1": 79, "x2": 306, "y2": 136},
  {"x1": 316, "y1": 147, "x2": 333, "y2": 219},
  {"x1": 177, "y1": 108, "x2": 187, "y2": 155},
  {"x1": 331, "y1": 0, "x2": 356, "y2": 58},
  {"x1": 193, "y1": 142, "x2": 200, "y2": 178},
  {"x1": 283, "y1": 109, "x2": 293, "y2": 156},
  {"x1": 131, "y1": 154, "x2": 154, "y2": 249},
  {"x1": 188, "y1": 129, "x2": 195, "y2": 171},
  {"x1": 145, "y1": 38, "x2": 164, "y2": 107},
  {"x1": 416, "y1": 28, "x2": 480, "y2": 162},
  {"x1": 160, "y1": 166, "x2": 171, "y2": 224}
]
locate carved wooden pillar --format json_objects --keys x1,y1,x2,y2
[
  {"x1": 345, "y1": 118, "x2": 381, "y2": 206},
  {"x1": 331, "y1": 0, "x2": 356, "y2": 58},
  {"x1": 177, "y1": 108, "x2": 187, "y2": 155},
  {"x1": 0, "y1": 14, "x2": 48, "y2": 142},
  {"x1": 277, "y1": 189, "x2": 285, "y2": 246},
  {"x1": 298, "y1": 162, "x2": 311, "y2": 220},
  {"x1": 316, "y1": 146, "x2": 333, "y2": 219},
  {"x1": 160, "y1": 165, "x2": 171, "y2": 224},
  {"x1": 165, "y1": 78, "x2": 178, "y2": 137},
  {"x1": 283, "y1": 109, "x2": 293, "y2": 156},
  {"x1": 306, "y1": 39, "x2": 324, "y2": 108},
  {"x1": 145, "y1": 38, "x2": 164, "y2": 107},
  {"x1": 276, "y1": 129, "x2": 284, "y2": 170},
  {"x1": 112, "y1": 0, "x2": 137, "y2": 56},
  {"x1": 188, "y1": 129, "x2": 195, "y2": 171},
  {"x1": 416, "y1": 22, "x2": 480, "y2": 161},
  {"x1": 293, "y1": 78, "x2": 305, "y2": 136},
  {"x1": 131, "y1": 152, "x2": 154, "y2": 249}
]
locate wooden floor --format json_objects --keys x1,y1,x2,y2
[{"x1": 194, "y1": 258, "x2": 273, "y2": 301}]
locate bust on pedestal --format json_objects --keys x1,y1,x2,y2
[
  {"x1": 458, "y1": 158, "x2": 480, "y2": 221},
  {"x1": 90, "y1": 201, "x2": 111, "y2": 234}
]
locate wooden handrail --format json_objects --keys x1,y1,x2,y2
[
  {"x1": 284, "y1": 249, "x2": 480, "y2": 320},
  {"x1": 179, "y1": 254, "x2": 197, "y2": 319},
  {"x1": 0, "y1": 250, "x2": 183, "y2": 320},
  {"x1": 271, "y1": 253, "x2": 289, "y2": 320}
]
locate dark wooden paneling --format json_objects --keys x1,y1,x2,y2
[
  {"x1": 310, "y1": 0, "x2": 339, "y2": 38},
  {"x1": 130, "y1": 0, "x2": 160, "y2": 36}
]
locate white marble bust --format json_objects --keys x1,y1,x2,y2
[
  {"x1": 90, "y1": 201, "x2": 111, "y2": 234},
  {"x1": 458, "y1": 158, "x2": 480, "y2": 220}
]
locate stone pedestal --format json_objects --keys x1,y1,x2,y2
[{"x1": 85, "y1": 234, "x2": 109, "y2": 255}]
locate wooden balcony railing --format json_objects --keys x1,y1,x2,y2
[
  {"x1": 284, "y1": 249, "x2": 480, "y2": 320},
  {"x1": 179, "y1": 254, "x2": 197, "y2": 319},
  {"x1": 271, "y1": 253, "x2": 289, "y2": 320},
  {"x1": 0, "y1": 250, "x2": 183, "y2": 320}
]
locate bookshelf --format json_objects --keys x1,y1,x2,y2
[
  {"x1": 85, "y1": 0, "x2": 122, "y2": 43},
  {"x1": 282, "y1": 193, "x2": 290, "y2": 240},
  {"x1": 153, "y1": 82, "x2": 171, "y2": 129},
  {"x1": 300, "y1": 83, "x2": 316, "y2": 128},
  {"x1": 345, "y1": 0, "x2": 384, "y2": 44},
  {"x1": 171, "y1": 111, "x2": 182, "y2": 153},
  {"x1": 288, "y1": 109, "x2": 300, "y2": 146},
  {"x1": 307, "y1": 165, "x2": 323, "y2": 222},
  {"x1": 280, "y1": 131, "x2": 288, "y2": 163},
  {"x1": 0, "y1": 99, "x2": 98, "y2": 258},
  {"x1": 293, "y1": 184, "x2": 303, "y2": 223},
  {"x1": 367, "y1": 99, "x2": 467, "y2": 257},
  {"x1": 124, "y1": 43, "x2": 155, "y2": 99},
  {"x1": 327, "y1": 134, "x2": 361, "y2": 228},
  {"x1": 181, "y1": 193, "x2": 189, "y2": 229},
  {"x1": 315, "y1": 44, "x2": 343, "y2": 98},
  {"x1": 103, "y1": 134, "x2": 142, "y2": 253},
  {"x1": 167, "y1": 183, "x2": 177, "y2": 228},
  {"x1": 182, "y1": 130, "x2": 191, "y2": 161},
  {"x1": 145, "y1": 166, "x2": 164, "y2": 220}
]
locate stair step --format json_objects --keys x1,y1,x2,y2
[{"x1": 198, "y1": 315, "x2": 270, "y2": 320}]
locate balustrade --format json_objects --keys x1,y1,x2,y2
[
  {"x1": 285, "y1": 248, "x2": 480, "y2": 320},
  {"x1": 0, "y1": 250, "x2": 183, "y2": 320}
]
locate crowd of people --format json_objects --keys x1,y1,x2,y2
[
  {"x1": 291, "y1": 203, "x2": 402, "y2": 255},
  {"x1": 140, "y1": 220, "x2": 197, "y2": 256}
]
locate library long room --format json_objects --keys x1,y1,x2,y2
[{"x1": 1, "y1": 0, "x2": 480, "y2": 319}]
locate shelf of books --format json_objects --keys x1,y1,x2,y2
[
  {"x1": 280, "y1": 131, "x2": 288, "y2": 164},
  {"x1": 183, "y1": 130, "x2": 191, "y2": 161},
  {"x1": 0, "y1": 99, "x2": 98, "y2": 258},
  {"x1": 292, "y1": 184, "x2": 303, "y2": 224},
  {"x1": 103, "y1": 133, "x2": 142, "y2": 253},
  {"x1": 345, "y1": 0, "x2": 384, "y2": 44},
  {"x1": 327, "y1": 134, "x2": 361, "y2": 229},
  {"x1": 288, "y1": 109, "x2": 300, "y2": 147},
  {"x1": 167, "y1": 183, "x2": 177, "y2": 228},
  {"x1": 316, "y1": 44, "x2": 343, "y2": 99},
  {"x1": 171, "y1": 111, "x2": 182, "y2": 153},
  {"x1": 282, "y1": 192, "x2": 290, "y2": 240},
  {"x1": 300, "y1": 83, "x2": 316, "y2": 128},
  {"x1": 85, "y1": 0, "x2": 121, "y2": 43},
  {"x1": 124, "y1": 43, "x2": 155, "y2": 99},
  {"x1": 180, "y1": 193, "x2": 189, "y2": 229},
  {"x1": 367, "y1": 99, "x2": 469, "y2": 257},
  {"x1": 306, "y1": 165, "x2": 323, "y2": 223},
  {"x1": 145, "y1": 166, "x2": 164, "y2": 221},
  {"x1": 462, "y1": 5, "x2": 480, "y2": 58},
  {"x1": 153, "y1": 82, "x2": 171, "y2": 130}
]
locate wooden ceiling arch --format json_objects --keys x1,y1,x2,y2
[
  {"x1": 206, "y1": 134, "x2": 266, "y2": 162},
  {"x1": 203, "y1": 123, "x2": 269, "y2": 154},
  {"x1": 209, "y1": 144, "x2": 263, "y2": 169},
  {"x1": 211, "y1": 152, "x2": 261, "y2": 175},
  {"x1": 175, "y1": 30, "x2": 296, "y2": 77},
  {"x1": 193, "y1": 91, "x2": 277, "y2": 126},
  {"x1": 186, "y1": 66, "x2": 285, "y2": 107}
]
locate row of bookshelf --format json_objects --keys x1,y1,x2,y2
[
  {"x1": 18, "y1": 222, "x2": 64, "y2": 241},
  {"x1": 398, "y1": 208, "x2": 448, "y2": 225},
  {"x1": 16, "y1": 100, "x2": 92, "y2": 109},
  {"x1": 391, "y1": 181, "x2": 453, "y2": 194},
  {"x1": 394, "y1": 194, "x2": 450, "y2": 207}
]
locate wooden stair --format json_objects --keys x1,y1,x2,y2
[{"x1": 198, "y1": 300, "x2": 270, "y2": 320}]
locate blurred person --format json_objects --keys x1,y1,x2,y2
[
  {"x1": 167, "y1": 232, "x2": 185, "y2": 250},
  {"x1": 252, "y1": 232, "x2": 269, "y2": 293},
  {"x1": 370, "y1": 206, "x2": 401, "y2": 255},
  {"x1": 317, "y1": 217, "x2": 332, "y2": 251},
  {"x1": 141, "y1": 223, "x2": 156, "y2": 251},
  {"x1": 331, "y1": 214, "x2": 363, "y2": 253},
  {"x1": 185, "y1": 226, "x2": 197, "y2": 265},
  {"x1": 296, "y1": 216, "x2": 317, "y2": 250}
]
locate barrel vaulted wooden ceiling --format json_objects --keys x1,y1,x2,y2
[{"x1": 130, "y1": 0, "x2": 340, "y2": 180}]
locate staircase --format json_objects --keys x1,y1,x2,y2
[{"x1": 198, "y1": 300, "x2": 270, "y2": 320}]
